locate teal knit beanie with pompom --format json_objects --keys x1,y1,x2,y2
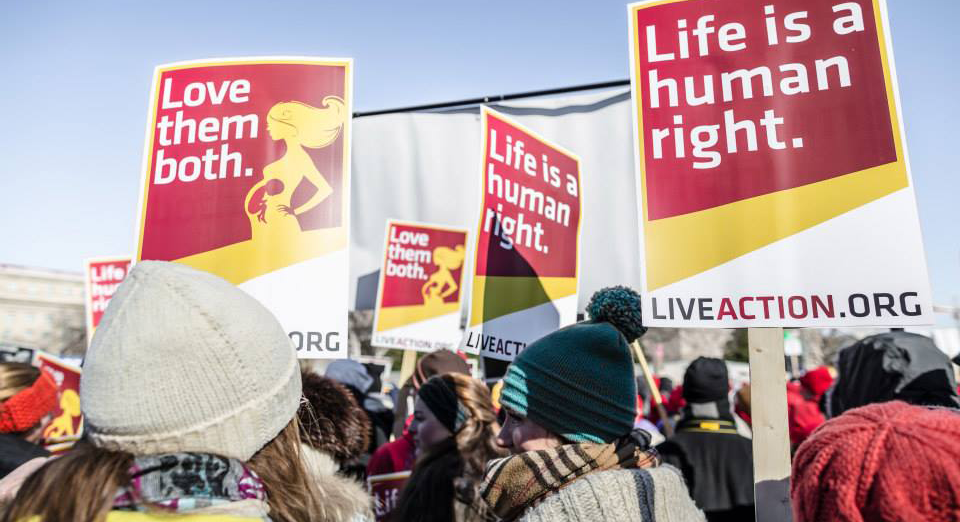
[{"x1": 500, "y1": 286, "x2": 646, "y2": 443}]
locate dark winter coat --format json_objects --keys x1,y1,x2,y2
[
  {"x1": 826, "y1": 331, "x2": 960, "y2": 418},
  {"x1": 0, "y1": 433, "x2": 48, "y2": 478},
  {"x1": 656, "y1": 407, "x2": 755, "y2": 522}
]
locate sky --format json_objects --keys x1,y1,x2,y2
[{"x1": 1, "y1": 0, "x2": 957, "y2": 313}]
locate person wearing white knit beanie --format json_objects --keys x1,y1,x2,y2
[{"x1": 0, "y1": 261, "x2": 361, "y2": 522}]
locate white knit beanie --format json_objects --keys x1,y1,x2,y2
[{"x1": 81, "y1": 260, "x2": 301, "y2": 461}]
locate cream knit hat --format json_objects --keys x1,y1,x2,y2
[{"x1": 81, "y1": 261, "x2": 301, "y2": 461}]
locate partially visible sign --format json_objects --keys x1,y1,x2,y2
[
  {"x1": 628, "y1": 0, "x2": 932, "y2": 327},
  {"x1": 136, "y1": 57, "x2": 353, "y2": 358},
  {"x1": 372, "y1": 221, "x2": 468, "y2": 352},
  {"x1": 463, "y1": 107, "x2": 582, "y2": 361},
  {"x1": 36, "y1": 352, "x2": 83, "y2": 451},
  {"x1": 85, "y1": 257, "x2": 131, "y2": 345},
  {"x1": 368, "y1": 470, "x2": 411, "y2": 522}
]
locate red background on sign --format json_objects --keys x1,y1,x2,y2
[
  {"x1": 475, "y1": 113, "x2": 580, "y2": 278},
  {"x1": 370, "y1": 475, "x2": 409, "y2": 522},
  {"x1": 37, "y1": 356, "x2": 82, "y2": 438},
  {"x1": 635, "y1": 0, "x2": 895, "y2": 220},
  {"x1": 141, "y1": 63, "x2": 346, "y2": 260},
  {"x1": 380, "y1": 224, "x2": 467, "y2": 308},
  {"x1": 88, "y1": 259, "x2": 131, "y2": 328}
]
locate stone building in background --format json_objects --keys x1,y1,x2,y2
[{"x1": 0, "y1": 264, "x2": 86, "y2": 357}]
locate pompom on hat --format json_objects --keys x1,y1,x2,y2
[
  {"x1": 584, "y1": 286, "x2": 647, "y2": 341},
  {"x1": 81, "y1": 261, "x2": 301, "y2": 461},
  {"x1": 792, "y1": 401, "x2": 960, "y2": 522},
  {"x1": 500, "y1": 286, "x2": 645, "y2": 443}
]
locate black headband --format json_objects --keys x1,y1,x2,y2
[{"x1": 418, "y1": 376, "x2": 468, "y2": 434}]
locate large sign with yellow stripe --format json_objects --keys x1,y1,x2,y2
[
  {"x1": 135, "y1": 57, "x2": 352, "y2": 356},
  {"x1": 629, "y1": 0, "x2": 932, "y2": 326},
  {"x1": 462, "y1": 107, "x2": 582, "y2": 360}
]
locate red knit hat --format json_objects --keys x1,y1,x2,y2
[
  {"x1": 0, "y1": 371, "x2": 58, "y2": 433},
  {"x1": 792, "y1": 401, "x2": 960, "y2": 522},
  {"x1": 665, "y1": 384, "x2": 687, "y2": 414},
  {"x1": 799, "y1": 366, "x2": 833, "y2": 401}
]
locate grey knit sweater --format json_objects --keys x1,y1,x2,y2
[{"x1": 518, "y1": 465, "x2": 705, "y2": 522}]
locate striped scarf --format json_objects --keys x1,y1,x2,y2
[{"x1": 479, "y1": 431, "x2": 661, "y2": 521}]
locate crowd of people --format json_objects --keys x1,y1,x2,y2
[{"x1": 0, "y1": 261, "x2": 958, "y2": 521}]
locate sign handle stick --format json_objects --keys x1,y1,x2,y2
[
  {"x1": 399, "y1": 349, "x2": 418, "y2": 386},
  {"x1": 747, "y1": 327, "x2": 793, "y2": 522},
  {"x1": 631, "y1": 341, "x2": 674, "y2": 438}
]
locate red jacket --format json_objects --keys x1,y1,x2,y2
[
  {"x1": 366, "y1": 429, "x2": 415, "y2": 477},
  {"x1": 787, "y1": 383, "x2": 825, "y2": 447}
]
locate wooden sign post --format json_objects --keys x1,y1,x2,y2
[
  {"x1": 398, "y1": 349, "x2": 418, "y2": 386},
  {"x1": 632, "y1": 340, "x2": 674, "y2": 437},
  {"x1": 748, "y1": 328, "x2": 793, "y2": 521}
]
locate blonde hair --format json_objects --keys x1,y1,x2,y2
[
  {"x1": 268, "y1": 97, "x2": 346, "y2": 148},
  {"x1": 433, "y1": 245, "x2": 466, "y2": 271},
  {"x1": 444, "y1": 373, "x2": 503, "y2": 477},
  {"x1": 0, "y1": 363, "x2": 41, "y2": 402},
  {"x1": 2, "y1": 417, "x2": 325, "y2": 522}
]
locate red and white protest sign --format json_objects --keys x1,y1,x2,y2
[
  {"x1": 462, "y1": 107, "x2": 582, "y2": 361},
  {"x1": 372, "y1": 220, "x2": 468, "y2": 352},
  {"x1": 368, "y1": 471, "x2": 410, "y2": 522},
  {"x1": 36, "y1": 352, "x2": 82, "y2": 450},
  {"x1": 628, "y1": 0, "x2": 931, "y2": 327},
  {"x1": 84, "y1": 257, "x2": 131, "y2": 345},
  {"x1": 135, "y1": 57, "x2": 353, "y2": 357}
]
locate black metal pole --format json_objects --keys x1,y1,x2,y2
[{"x1": 353, "y1": 79, "x2": 630, "y2": 118}]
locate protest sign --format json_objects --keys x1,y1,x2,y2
[
  {"x1": 463, "y1": 107, "x2": 582, "y2": 361},
  {"x1": 135, "y1": 57, "x2": 353, "y2": 358},
  {"x1": 84, "y1": 257, "x2": 131, "y2": 345},
  {"x1": 372, "y1": 220, "x2": 468, "y2": 352},
  {"x1": 368, "y1": 470, "x2": 411, "y2": 522},
  {"x1": 629, "y1": 0, "x2": 932, "y2": 328},
  {"x1": 36, "y1": 352, "x2": 83, "y2": 451}
]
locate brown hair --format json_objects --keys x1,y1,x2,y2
[
  {"x1": 298, "y1": 370, "x2": 371, "y2": 463},
  {"x1": 391, "y1": 373, "x2": 506, "y2": 522},
  {"x1": 0, "y1": 363, "x2": 41, "y2": 402},
  {"x1": 2, "y1": 417, "x2": 324, "y2": 522}
]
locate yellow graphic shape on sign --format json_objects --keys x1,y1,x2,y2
[
  {"x1": 176, "y1": 97, "x2": 348, "y2": 285},
  {"x1": 376, "y1": 302, "x2": 462, "y2": 332},
  {"x1": 469, "y1": 276, "x2": 577, "y2": 327},
  {"x1": 245, "y1": 97, "x2": 345, "y2": 241},
  {"x1": 644, "y1": 161, "x2": 908, "y2": 290},
  {"x1": 422, "y1": 245, "x2": 466, "y2": 307},
  {"x1": 43, "y1": 389, "x2": 80, "y2": 440},
  {"x1": 176, "y1": 228, "x2": 346, "y2": 285},
  {"x1": 632, "y1": 0, "x2": 908, "y2": 290}
]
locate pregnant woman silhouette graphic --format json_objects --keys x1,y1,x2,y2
[{"x1": 244, "y1": 96, "x2": 346, "y2": 242}]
